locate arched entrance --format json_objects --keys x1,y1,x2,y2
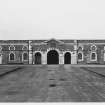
[
  {"x1": 35, "y1": 52, "x2": 41, "y2": 64},
  {"x1": 47, "y1": 50, "x2": 59, "y2": 64},
  {"x1": 64, "y1": 52, "x2": 71, "y2": 64}
]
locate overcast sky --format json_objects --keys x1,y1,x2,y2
[{"x1": 0, "y1": 0, "x2": 105, "y2": 40}]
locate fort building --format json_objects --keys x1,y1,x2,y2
[{"x1": 0, "y1": 38, "x2": 105, "y2": 65}]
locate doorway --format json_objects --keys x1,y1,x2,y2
[
  {"x1": 47, "y1": 50, "x2": 59, "y2": 64},
  {"x1": 64, "y1": 52, "x2": 71, "y2": 64}
]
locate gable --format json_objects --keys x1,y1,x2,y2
[
  {"x1": 43, "y1": 38, "x2": 64, "y2": 48},
  {"x1": 44, "y1": 38, "x2": 64, "y2": 44}
]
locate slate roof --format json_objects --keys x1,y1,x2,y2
[
  {"x1": 60, "y1": 40, "x2": 74, "y2": 43},
  {"x1": 31, "y1": 39, "x2": 74, "y2": 43},
  {"x1": 0, "y1": 40, "x2": 29, "y2": 43},
  {"x1": 31, "y1": 39, "x2": 105, "y2": 44},
  {"x1": 77, "y1": 40, "x2": 105, "y2": 43},
  {"x1": 31, "y1": 40, "x2": 46, "y2": 43},
  {"x1": 0, "y1": 39, "x2": 105, "y2": 44}
]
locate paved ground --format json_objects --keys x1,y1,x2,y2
[{"x1": 0, "y1": 65, "x2": 105, "y2": 102}]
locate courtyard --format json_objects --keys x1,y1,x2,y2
[{"x1": 0, "y1": 65, "x2": 105, "y2": 102}]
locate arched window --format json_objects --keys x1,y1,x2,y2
[
  {"x1": 91, "y1": 52, "x2": 97, "y2": 61},
  {"x1": 23, "y1": 53, "x2": 28, "y2": 61},
  {"x1": 9, "y1": 53, "x2": 15, "y2": 61},
  {"x1": 9, "y1": 45, "x2": 15, "y2": 50},
  {"x1": 78, "y1": 52, "x2": 83, "y2": 61}
]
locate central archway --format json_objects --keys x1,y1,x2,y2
[{"x1": 47, "y1": 50, "x2": 59, "y2": 64}]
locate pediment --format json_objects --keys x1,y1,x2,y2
[{"x1": 43, "y1": 38, "x2": 64, "y2": 44}]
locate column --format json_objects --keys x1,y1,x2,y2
[
  {"x1": 72, "y1": 40, "x2": 77, "y2": 64},
  {"x1": 42, "y1": 51, "x2": 47, "y2": 64},
  {"x1": 29, "y1": 40, "x2": 33, "y2": 64},
  {"x1": 71, "y1": 52, "x2": 77, "y2": 64},
  {"x1": 0, "y1": 53, "x2": 2, "y2": 64},
  {"x1": 59, "y1": 52, "x2": 64, "y2": 64}
]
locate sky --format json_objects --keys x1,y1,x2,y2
[{"x1": 0, "y1": 0, "x2": 105, "y2": 40}]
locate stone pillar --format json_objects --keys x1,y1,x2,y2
[
  {"x1": 71, "y1": 52, "x2": 77, "y2": 64},
  {"x1": 42, "y1": 51, "x2": 47, "y2": 64},
  {"x1": 59, "y1": 53, "x2": 64, "y2": 64},
  {"x1": 29, "y1": 40, "x2": 33, "y2": 64},
  {"x1": 0, "y1": 53, "x2": 2, "y2": 64},
  {"x1": 72, "y1": 40, "x2": 77, "y2": 64}
]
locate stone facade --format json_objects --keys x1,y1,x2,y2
[{"x1": 0, "y1": 39, "x2": 105, "y2": 65}]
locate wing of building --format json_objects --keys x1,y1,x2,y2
[{"x1": 0, "y1": 39, "x2": 105, "y2": 65}]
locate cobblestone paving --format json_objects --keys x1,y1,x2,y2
[{"x1": 0, "y1": 65, "x2": 105, "y2": 102}]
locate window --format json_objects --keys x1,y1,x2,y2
[
  {"x1": 90, "y1": 45, "x2": 97, "y2": 51},
  {"x1": 22, "y1": 45, "x2": 28, "y2": 50},
  {"x1": 91, "y1": 52, "x2": 97, "y2": 61},
  {"x1": 78, "y1": 52, "x2": 83, "y2": 61},
  {"x1": 9, "y1": 45, "x2": 15, "y2": 50},
  {"x1": 78, "y1": 46, "x2": 83, "y2": 51},
  {"x1": 23, "y1": 53, "x2": 28, "y2": 61},
  {"x1": 9, "y1": 53, "x2": 15, "y2": 61}
]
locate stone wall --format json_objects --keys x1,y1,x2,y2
[
  {"x1": 0, "y1": 39, "x2": 105, "y2": 65},
  {"x1": 77, "y1": 43, "x2": 105, "y2": 64}
]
